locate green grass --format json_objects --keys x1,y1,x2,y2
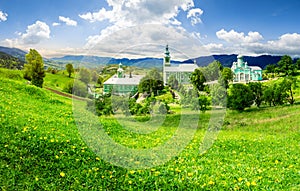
[
  {"x1": 0, "y1": 73, "x2": 299, "y2": 190},
  {"x1": 43, "y1": 70, "x2": 74, "y2": 91}
]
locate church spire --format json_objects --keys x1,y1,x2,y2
[
  {"x1": 117, "y1": 63, "x2": 124, "y2": 78},
  {"x1": 164, "y1": 44, "x2": 171, "y2": 66}
]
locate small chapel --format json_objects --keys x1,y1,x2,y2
[
  {"x1": 103, "y1": 63, "x2": 144, "y2": 95},
  {"x1": 231, "y1": 55, "x2": 263, "y2": 82}
]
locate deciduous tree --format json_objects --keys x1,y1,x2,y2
[
  {"x1": 66, "y1": 63, "x2": 74, "y2": 77},
  {"x1": 227, "y1": 84, "x2": 254, "y2": 111},
  {"x1": 24, "y1": 49, "x2": 45, "y2": 88}
]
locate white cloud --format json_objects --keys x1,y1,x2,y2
[
  {"x1": 52, "y1": 22, "x2": 61, "y2": 26},
  {"x1": 79, "y1": 0, "x2": 206, "y2": 58},
  {"x1": 187, "y1": 8, "x2": 203, "y2": 25},
  {"x1": 59, "y1": 16, "x2": 77, "y2": 26},
  {"x1": 2, "y1": 21, "x2": 50, "y2": 47},
  {"x1": 216, "y1": 29, "x2": 263, "y2": 44},
  {"x1": 211, "y1": 29, "x2": 300, "y2": 56},
  {"x1": 0, "y1": 10, "x2": 8, "y2": 22},
  {"x1": 21, "y1": 21, "x2": 51, "y2": 44},
  {"x1": 82, "y1": 24, "x2": 210, "y2": 60}
]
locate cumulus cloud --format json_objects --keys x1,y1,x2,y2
[
  {"x1": 78, "y1": 0, "x2": 206, "y2": 58},
  {"x1": 83, "y1": 24, "x2": 209, "y2": 59},
  {"x1": 210, "y1": 29, "x2": 300, "y2": 56},
  {"x1": 21, "y1": 21, "x2": 51, "y2": 44},
  {"x1": 187, "y1": 8, "x2": 203, "y2": 25},
  {"x1": 216, "y1": 29, "x2": 263, "y2": 44},
  {"x1": 3, "y1": 20, "x2": 50, "y2": 47},
  {"x1": 52, "y1": 22, "x2": 61, "y2": 26},
  {"x1": 0, "y1": 10, "x2": 8, "y2": 22},
  {"x1": 59, "y1": 16, "x2": 77, "y2": 26}
]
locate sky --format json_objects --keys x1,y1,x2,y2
[{"x1": 0, "y1": 0, "x2": 300, "y2": 60}]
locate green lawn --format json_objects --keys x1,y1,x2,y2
[
  {"x1": 0, "y1": 71, "x2": 299, "y2": 190},
  {"x1": 43, "y1": 71, "x2": 74, "y2": 91}
]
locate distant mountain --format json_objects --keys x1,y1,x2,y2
[
  {"x1": 0, "y1": 46, "x2": 27, "y2": 61},
  {"x1": 52, "y1": 54, "x2": 286, "y2": 69},
  {"x1": 184, "y1": 54, "x2": 283, "y2": 69},
  {"x1": 0, "y1": 51, "x2": 25, "y2": 69}
]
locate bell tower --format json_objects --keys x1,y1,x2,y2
[{"x1": 164, "y1": 44, "x2": 171, "y2": 66}]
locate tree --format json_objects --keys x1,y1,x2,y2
[
  {"x1": 265, "y1": 64, "x2": 277, "y2": 74},
  {"x1": 167, "y1": 74, "x2": 179, "y2": 90},
  {"x1": 296, "y1": 59, "x2": 300, "y2": 70},
  {"x1": 190, "y1": 68, "x2": 206, "y2": 92},
  {"x1": 227, "y1": 84, "x2": 254, "y2": 111},
  {"x1": 24, "y1": 49, "x2": 45, "y2": 88},
  {"x1": 97, "y1": 75, "x2": 104, "y2": 87},
  {"x1": 219, "y1": 67, "x2": 234, "y2": 89},
  {"x1": 248, "y1": 82, "x2": 263, "y2": 107},
  {"x1": 210, "y1": 84, "x2": 227, "y2": 107},
  {"x1": 282, "y1": 76, "x2": 298, "y2": 105},
  {"x1": 203, "y1": 61, "x2": 223, "y2": 81},
  {"x1": 263, "y1": 81, "x2": 288, "y2": 106},
  {"x1": 138, "y1": 68, "x2": 164, "y2": 96},
  {"x1": 66, "y1": 63, "x2": 74, "y2": 77},
  {"x1": 277, "y1": 55, "x2": 296, "y2": 76},
  {"x1": 79, "y1": 68, "x2": 91, "y2": 84}
]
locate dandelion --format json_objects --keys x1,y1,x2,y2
[
  {"x1": 208, "y1": 180, "x2": 214, "y2": 185},
  {"x1": 55, "y1": 155, "x2": 59, "y2": 159},
  {"x1": 246, "y1": 182, "x2": 250, "y2": 187},
  {"x1": 129, "y1": 170, "x2": 135, "y2": 174},
  {"x1": 128, "y1": 180, "x2": 132, "y2": 184},
  {"x1": 60, "y1": 172, "x2": 65, "y2": 177},
  {"x1": 275, "y1": 160, "x2": 279, "y2": 164},
  {"x1": 258, "y1": 176, "x2": 262, "y2": 180},
  {"x1": 238, "y1": 177, "x2": 243, "y2": 182},
  {"x1": 251, "y1": 181, "x2": 257, "y2": 186},
  {"x1": 35, "y1": 177, "x2": 39, "y2": 181},
  {"x1": 95, "y1": 157, "x2": 100, "y2": 161},
  {"x1": 187, "y1": 172, "x2": 193, "y2": 177}
]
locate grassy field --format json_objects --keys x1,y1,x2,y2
[
  {"x1": 43, "y1": 70, "x2": 74, "y2": 91},
  {"x1": 0, "y1": 70, "x2": 299, "y2": 190}
]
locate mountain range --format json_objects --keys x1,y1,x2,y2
[{"x1": 1, "y1": 46, "x2": 297, "y2": 69}]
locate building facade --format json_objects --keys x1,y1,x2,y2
[
  {"x1": 103, "y1": 63, "x2": 144, "y2": 95},
  {"x1": 163, "y1": 45, "x2": 198, "y2": 85},
  {"x1": 231, "y1": 55, "x2": 262, "y2": 82}
]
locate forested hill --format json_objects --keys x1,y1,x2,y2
[
  {"x1": 0, "y1": 51, "x2": 25, "y2": 69},
  {"x1": 0, "y1": 46, "x2": 27, "y2": 61},
  {"x1": 184, "y1": 54, "x2": 284, "y2": 69}
]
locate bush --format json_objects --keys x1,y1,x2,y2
[
  {"x1": 73, "y1": 80, "x2": 88, "y2": 97},
  {"x1": 227, "y1": 84, "x2": 254, "y2": 111}
]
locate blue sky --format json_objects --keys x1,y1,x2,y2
[{"x1": 0, "y1": 0, "x2": 299, "y2": 59}]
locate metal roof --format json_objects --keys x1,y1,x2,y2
[
  {"x1": 164, "y1": 64, "x2": 198, "y2": 72},
  {"x1": 103, "y1": 75, "x2": 144, "y2": 85}
]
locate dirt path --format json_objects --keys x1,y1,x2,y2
[{"x1": 45, "y1": 87, "x2": 88, "y2": 101}]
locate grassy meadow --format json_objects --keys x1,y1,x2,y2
[{"x1": 0, "y1": 69, "x2": 299, "y2": 190}]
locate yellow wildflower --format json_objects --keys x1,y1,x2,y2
[{"x1": 60, "y1": 172, "x2": 65, "y2": 177}]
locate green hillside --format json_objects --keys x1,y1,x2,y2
[
  {"x1": 0, "y1": 70, "x2": 299, "y2": 190},
  {"x1": 0, "y1": 51, "x2": 25, "y2": 69}
]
